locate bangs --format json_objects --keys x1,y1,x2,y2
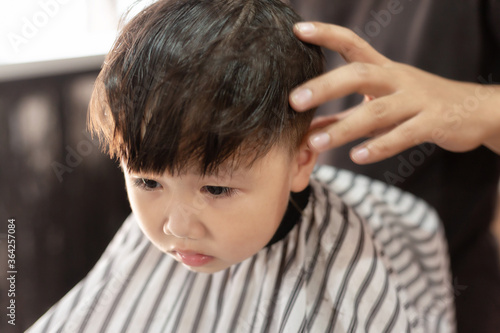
[
  {"x1": 90, "y1": 49, "x2": 290, "y2": 176},
  {"x1": 88, "y1": 0, "x2": 324, "y2": 176}
]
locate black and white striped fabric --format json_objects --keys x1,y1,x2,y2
[{"x1": 28, "y1": 165, "x2": 455, "y2": 332}]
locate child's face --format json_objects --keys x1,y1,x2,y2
[{"x1": 123, "y1": 146, "x2": 313, "y2": 273}]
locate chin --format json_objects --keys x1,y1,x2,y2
[{"x1": 182, "y1": 263, "x2": 227, "y2": 274}]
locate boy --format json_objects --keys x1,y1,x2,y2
[{"x1": 29, "y1": 0, "x2": 454, "y2": 332}]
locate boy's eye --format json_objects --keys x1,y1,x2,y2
[
  {"x1": 202, "y1": 186, "x2": 236, "y2": 198},
  {"x1": 134, "y1": 178, "x2": 162, "y2": 190}
]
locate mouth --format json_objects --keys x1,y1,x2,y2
[{"x1": 170, "y1": 250, "x2": 214, "y2": 267}]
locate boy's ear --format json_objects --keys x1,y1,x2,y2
[{"x1": 290, "y1": 140, "x2": 319, "y2": 192}]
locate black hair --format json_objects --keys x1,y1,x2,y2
[{"x1": 88, "y1": 0, "x2": 324, "y2": 176}]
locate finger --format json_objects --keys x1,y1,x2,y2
[
  {"x1": 307, "y1": 94, "x2": 415, "y2": 152},
  {"x1": 306, "y1": 93, "x2": 416, "y2": 153},
  {"x1": 293, "y1": 22, "x2": 389, "y2": 65},
  {"x1": 326, "y1": 93, "x2": 417, "y2": 147},
  {"x1": 310, "y1": 114, "x2": 341, "y2": 131},
  {"x1": 290, "y1": 62, "x2": 395, "y2": 111},
  {"x1": 364, "y1": 95, "x2": 375, "y2": 102},
  {"x1": 310, "y1": 107, "x2": 356, "y2": 130},
  {"x1": 308, "y1": 106, "x2": 393, "y2": 138},
  {"x1": 365, "y1": 124, "x2": 397, "y2": 138},
  {"x1": 328, "y1": 107, "x2": 357, "y2": 121},
  {"x1": 350, "y1": 116, "x2": 427, "y2": 164}
]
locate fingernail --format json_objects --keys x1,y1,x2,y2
[
  {"x1": 295, "y1": 22, "x2": 316, "y2": 35},
  {"x1": 351, "y1": 147, "x2": 369, "y2": 163},
  {"x1": 309, "y1": 133, "x2": 330, "y2": 152},
  {"x1": 291, "y1": 88, "x2": 312, "y2": 108}
]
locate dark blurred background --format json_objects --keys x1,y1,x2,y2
[
  {"x1": 0, "y1": 68, "x2": 131, "y2": 332},
  {"x1": 0, "y1": 1, "x2": 140, "y2": 331}
]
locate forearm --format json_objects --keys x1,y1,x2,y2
[{"x1": 481, "y1": 84, "x2": 500, "y2": 155}]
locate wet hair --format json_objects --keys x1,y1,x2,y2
[{"x1": 88, "y1": 0, "x2": 324, "y2": 176}]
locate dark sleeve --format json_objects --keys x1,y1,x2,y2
[
  {"x1": 485, "y1": 0, "x2": 500, "y2": 82},
  {"x1": 488, "y1": 0, "x2": 500, "y2": 44}
]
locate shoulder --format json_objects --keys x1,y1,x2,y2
[
  {"x1": 304, "y1": 165, "x2": 455, "y2": 332},
  {"x1": 27, "y1": 214, "x2": 167, "y2": 332},
  {"x1": 311, "y1": 165, "x2": 442, "y2": 233}
]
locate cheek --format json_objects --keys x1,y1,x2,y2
[
  {"x1": 126, "y1": 189, "x2": 164, "y2": 239},
  {"x1": 254, "y1": 177, "x2": 291, "y2": 225},
  {"x1": 212, "y1": 190, "x2": 288, "y2": 255}
]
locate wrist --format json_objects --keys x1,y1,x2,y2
[{"x1": 482, "y1": 85, "x2": 500, "y2": 154}]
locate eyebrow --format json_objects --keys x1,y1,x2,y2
[
  {"x1": 199, "y1": 166, "x2": 249, "y2": 181},
  {"x1": 126, "y1": 164, "x2": 250, "y2": 181}
]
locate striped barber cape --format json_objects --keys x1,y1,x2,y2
[{"x1": 28, "y1": 165, "x2": 455, "y2": 332}]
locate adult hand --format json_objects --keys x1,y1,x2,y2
[{"x1": 289, "y1": 22, "x2": 500, "y2": 164}]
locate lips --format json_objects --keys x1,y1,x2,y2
[{"x1": 172, "y1": 250, "x2": 214, "y2": 267}]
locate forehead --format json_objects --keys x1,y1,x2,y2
[{"x1": 123, "y1": 145, "x2": 293, "y2": 179}]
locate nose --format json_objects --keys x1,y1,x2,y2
[{"x1": 163, "y1": 201, "x2": 206, "y2": 239}]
